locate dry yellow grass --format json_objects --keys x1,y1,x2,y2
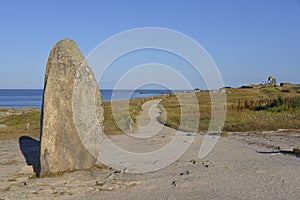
[
  {"x1": 1, "y1": 86, "x2": 299, "y2": 140},
  {"x1": 0, "y1": 110, "x2": 40, "y2": 140},
  {"x1": 159, "y1": 85, "x2": 300, "y2": 132},
  {"x1": 0, "y1": 97, "x2": 161, "y2": 139}
]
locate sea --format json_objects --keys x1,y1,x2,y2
[{"x1": 0, "y1": 89, "x2": 173, "y2": 109}]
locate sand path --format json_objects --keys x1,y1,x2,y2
[{"x1": 0, "y1": 100, "x2": 300, "y2": 199}]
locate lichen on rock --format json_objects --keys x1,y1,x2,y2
[{"x1": 39, "y1": 39, "x2": 104, "y2": 176}]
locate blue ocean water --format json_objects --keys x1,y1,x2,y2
[{"x1": 0, "y1": 89, "x2": 172, "y2": 109}]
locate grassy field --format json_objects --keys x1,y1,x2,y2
[
  {"x1": 102, "y1": 97, "x2": 160, "y2": 134},
  {"x1": 0, "y1": 96, "x2": 159, "y2": 139},
  {"x1": 0, "y1": 108, "x2": 40, "y2": 140},
  {"x1": 159, "y1": 85, "x2": 300, "y2": 132},
  {"x1": 0, "y1": 85, "x2": 299, "y2": 140}
]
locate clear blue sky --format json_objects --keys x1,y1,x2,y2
[{"x1": 0, "y1": 0, "x2": 299, "y2": 89}]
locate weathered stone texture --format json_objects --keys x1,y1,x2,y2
[{"x1": 39, "y1": 39, "x2": 103, "y2": 176}]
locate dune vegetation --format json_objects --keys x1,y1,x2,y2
[
  {"x1": 159, "y1": 85, "x2": 300, "y2": 133},
  {"x1": 1, "y1": 85, "x2": 300, "y2": 140}
]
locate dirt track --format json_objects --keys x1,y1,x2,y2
[{"x1": 0, "y1": 100, "x2": 299, "y2": 199}]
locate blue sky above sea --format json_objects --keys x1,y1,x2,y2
[{"x1": 0, "y1": 0, "x2": 299, "y2": 89}]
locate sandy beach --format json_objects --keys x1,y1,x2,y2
[{"x1": 0, "y1": 100, "x2": 299, "y2": 200}]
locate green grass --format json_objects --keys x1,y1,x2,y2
[
  {"x1": 103, "y1": 96, "x2": 162, "y2": 134},
  {"x1": 159, "y1": 86, "x2": 300, "y2": 132},
  {"x1": 0, "y1": 97, "x2": 159, "y2": 139},
  {"x1": 1, "y1": 86, "x2": 300, "y2": 140},
  {"x1": 0, "y1": 110, "x2": 41, "y2": 140}
]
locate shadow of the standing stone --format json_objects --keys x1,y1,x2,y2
[{"x1": 19, "y1": 136, "x2": 40, "y2": 176}]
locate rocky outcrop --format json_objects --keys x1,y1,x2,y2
[{"x1": 39, "y1": 39, "x2": 103, "y2": 176}]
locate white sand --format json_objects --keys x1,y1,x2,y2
[{"x1": 0, "y1": 100, "x2": 299, "y2": 200}]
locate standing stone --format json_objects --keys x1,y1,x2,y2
[{"x1": 39, "y1": 39, "x2": 104, "y2": 176}]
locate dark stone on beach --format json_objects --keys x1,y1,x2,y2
[
  {"x1": 171, "y1": 180, "x2": 176, "y2": 187},
  {"x1": 180, "y1": 170, "x2": 189, "y2": 176},
  {"x1": 190, "y1": 159, "x2": 196, "y2": 164},
  {"x1": 39, "y1": 39, "x2": 104, "y2": 176},
  {"x1": 202, "y1": 160, "x2": 214, "y2": 168}
]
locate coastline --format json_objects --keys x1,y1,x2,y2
[
  {"x1": 0, "y1": 89, "x2": 175, "y2": 109},
  {"x1": 0, "y1": 99, "x2": 299, "y2": 199}
]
